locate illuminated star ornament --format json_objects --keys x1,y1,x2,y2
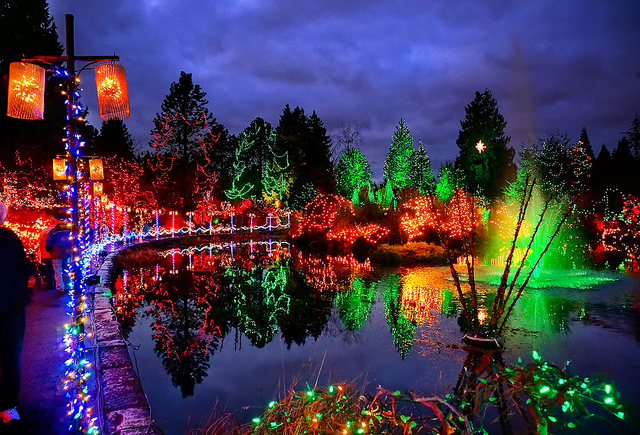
[{"x1": 475, "y1": 140, "x2": 486, "y2": 153}]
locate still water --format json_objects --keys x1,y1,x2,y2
[{"x1": 112, "y1": 241, "x2": 640, "y2": 434}]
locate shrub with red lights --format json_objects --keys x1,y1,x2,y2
[{"x1": 595, "y1": 193, "x2": 640, "y2": 270}]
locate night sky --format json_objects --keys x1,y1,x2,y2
[{"x1": 48, "y1": 0, "x2": 640, "y2": 179}]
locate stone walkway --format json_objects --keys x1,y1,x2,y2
[
  {"x1": 3, "y1": 244, "x2": 175, "y2": 434},
  {"x1": 9, "y1": 287, "x2": 71, "y2": 434}
]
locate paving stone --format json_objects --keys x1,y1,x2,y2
[
  {"x1": 99, "y1": 345, "x2": 132, "y2": 370},
  {"x1": 95, "y1": 319, "x2": 122, "y2": 342},
  {"x1": 94, "y1": 295, "x2": 114, "y2": 312},
  {"x1": 102, "y1": 367, "x2": 148, "y2": 412},
  {"x1": 105, "y1": 407, "x2": 153, "y2": 434}
]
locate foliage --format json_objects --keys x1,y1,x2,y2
[
  {"x1": 452, "y1": 350, "x2": 626, "y2": 434},
  {"x1": 226, "y1": 118, "x2": 276, "y2": 200},
  {"x1": 92, "y1": 119, "x2": 137, "y2": 159},
  {"x1": 335, "y1": 148, "x2": 372, "y2": 202},
  {"x1": 408, "y1": 141, "x2": 435, "y2": 195},
  {"x1": 370, "y1": 243, "x2": 447, "y2": 267},
  {"x1": 435, "y1": 163, "x2": 457, "y2": 203},
  {"x1": 103, "y1": 156, "x2": 157, "y2": 210},
  {"x1": 383, "y1": 118, "x2": 415, "y2": 190},
  {"x1": 626, "y1": 114, "x2": 640, "y2": 159},
  {"x1": 148, "y1": 71, "x2": 231, "y2": 211},
  {"x1": 454, "y1": 89, "x2": 516, "y2": 201},
  {"x1": 150, "y1": 71, "x2": 214, "y2": 163},
  {"x1": 275, "y1": 105, "x2": 334, "y2": 210},
  {"x1": 249, "y1": 382, "x2": 471, "y2": 435},
  {"x1": 336, "y1": 277, "x2": 375, "y2": 330}
]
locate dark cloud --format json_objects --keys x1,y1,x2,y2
[{"x1": 48, "y1": 0, "x2": 640, "y2": 180}]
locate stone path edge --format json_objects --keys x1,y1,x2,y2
[{"x1": 92, "y1": 251, "x2": 163, "y2": 435}]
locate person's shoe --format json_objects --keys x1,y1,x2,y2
[{"x1": 0, "y1": 407, "x2": 20, "y2": 423}]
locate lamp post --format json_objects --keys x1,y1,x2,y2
[{"x1": 6, "y1": 14, "x2": 128, "y2": 434}]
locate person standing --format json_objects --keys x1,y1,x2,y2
[
  {"x1": 45, "y1": 219, "x2": 72, "y2": 294},
  {"x1": 37, "y1": 216, "x2": 58, "y2": 290},
  {"x1": 0, "y1": 203, "x2": 36, "y2": 424}
]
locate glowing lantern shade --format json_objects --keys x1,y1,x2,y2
[
  {"x1": 95, "y1": 63, "x2": 129, "y2": 120},
  {"x1": 7, "y1": 62, "x2": 46, "y2": 120},
  {"x1": 53, "y1": 157, "x2": 67, "y2": 180},
  {"x1": 88, "y1": 158, "x2": 104, "y2": 180},
  {"x1": 93, "y1": 182, "x2": 103, "y2": 196}
]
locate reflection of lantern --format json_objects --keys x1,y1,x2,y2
[
  {"x1": 7, "y1": 62, "x2": 46, "y2": 120},
  {"x1": 95, "y1": 63, "x2": 129, "y2": 120},
  {"x1": 53, "y1": 158, "x2": 67, "y2": 181},
  {"x1": 93, "y1": 182, "x2": 103, "y2": 196},
  {"x1": 89, "y1": 158, "x2": 104, "y2": 180}
]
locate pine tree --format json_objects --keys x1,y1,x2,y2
[
  {"x1": 566, "y1": 140, "x2": 592, "y2": 188},
  {"x1": 626, "y1": 115, "x2": 640, "y2": 159},
  {"x1": 149, "y1": 71, "x2": 229, "y2": 210},
  {"x1": 435, "y1": 163, "x2": 457, "y2": 203},
  {"x1": 335, "y1": 148, "x2": 372, "y2": 203},
  {"x1": 150, "y1": 72, "x2": 214, "y2": 165},
  {"x1": 275, "y1": 105, "x2": 333, "y2": 210},
  {"x1": 93, "y1": 119, "x2": 136, "y2": 159},
  {"x1": 226, "y1": 117, "x2": 279, "y2": 200},
  {"x1": 579, "y1": 127, "x2": 594, "y2": 160},
  {"x1": 383, "y1": 119, "x2": 414, "y2": 190},
  {"x1": 535, "y1": 133, "x2": 570, "y2": 195},
  {"x1": 408, "y1": 141, "x2": 435, "y2": 194},
  {"x1": 454, "y1": 89, "x2": 515, "y2": 201}
]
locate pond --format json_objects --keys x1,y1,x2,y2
[{"x1": 111, "y1": 240, "x2": 640, "y2": 434}]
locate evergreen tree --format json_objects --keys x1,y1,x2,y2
[
  {"x1": 0, "y1": 0, "x2": 66, "y2": 169},
  {"x1": 454, "y1": 89, "x2": 515, "y2": 201},
  {"x1": 408, "y1": 141, "x2": 435, "y2": 194},
  {"x1": 610, "y1": 136, "x2": 640, "y2": 194},
  {"x1": 335, "y1": 148, "x2": 372, "y2": 201},
  {"x1": 591, "y1": 145, "x2": 611, "y2": 198},
  {"x1": 534, "y1": 133, "x2": 571, "y2": 196},
  {"x1": 626, "y1": 115, "x2": 640, "y2": 159},
  {"x1": 150, "y1": 71, "x2": 214, "y2": 165},
  {"x1": 149, "y1": 71, "x2": 230, "y2": 210},
  {"x1": 579, "y1": 127, "x2": 594, "y2": 160},
  {"x1": 93, "y1": 119, "x2": 136, "y2": 159},
  {"x1": 226, "y1": 117, "x2": 278, "y2": 200},
  {"x1": 435, "y1": 162, "x2": 457, "y2": 203},
  {"x1": 275, "y1": 105, "x2": 334, "y2": 210},
  {"x1": 565, "y1": 140, "x2": 592, "y2": 189},
  {"x1": 383, "y1": 119, "x2": 414, "y2": 190}
]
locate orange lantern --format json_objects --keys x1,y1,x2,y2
[
  {"x1": 53, "y1": 157, "x2": 67, "y2": 180},
  {"x1": 88, "y1": 158, "x2": 104, "y2": 180},
  {"x1": 7, "y1": 62, "x2": 46, "y2": 120},
  {"x1": 93, "y1": 182, "x2": 103, "y2": 196},
  {"x1": 95, "y1": 63, "x2": 130, "y2": 120}
]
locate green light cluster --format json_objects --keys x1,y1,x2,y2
[{"x1": 497, "y1": 351, "x2": 625, "y2": 429}]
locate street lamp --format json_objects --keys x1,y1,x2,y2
[{"x1": 6, "y1": 14, "x2": 128, "y2": 434}]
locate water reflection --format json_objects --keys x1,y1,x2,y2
[{"x1": 111, "y1": 243, "x2": 639, "y2": 432}]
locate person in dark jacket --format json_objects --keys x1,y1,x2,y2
[
  {"x1": 45, "y1": 220, "x2": 73, "y2": 293},
  {"x1": 0, "y1": 203, "x2": 36, "y2": 424},
  {"x1": 38, "y1": 216, "x2": 59, "y2": 290}
]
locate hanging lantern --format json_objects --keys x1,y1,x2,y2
[
  {"x1": 95, "y1": 63, "x2": 130, "y2": 120},
  {"x1": 88, "y1": 158, "x2": 104, "y2": 180},
  {"x1": 93, "y1": 182, "x2": 103, "y2": 196},
  {"x1": 53, "y1": 157, "x2": 67, "y2": 180},
  {"x1": 7, "y1": 62, "x2": 46, "y2": 120}
]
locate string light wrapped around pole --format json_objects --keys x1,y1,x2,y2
[{"x1": 5, "y1": 13, "x2": 127, "y2": 434}]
